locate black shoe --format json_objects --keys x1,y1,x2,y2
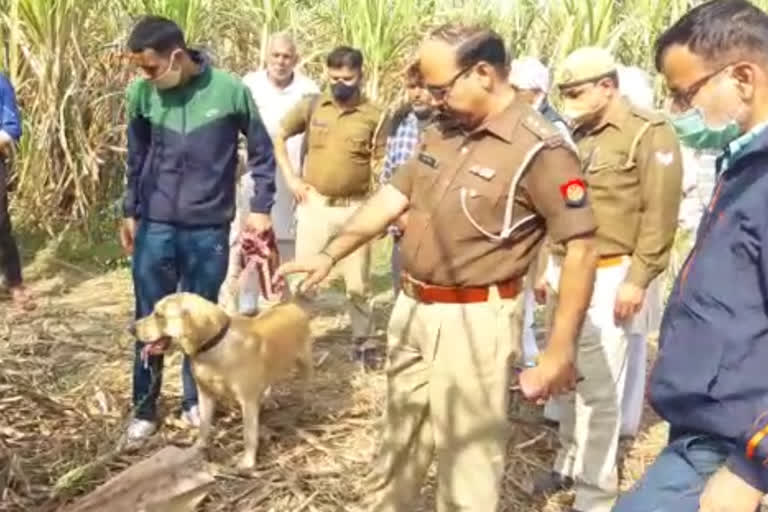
[{"x1": 532, "y1": 471, "x2": 574, "y2": 495}]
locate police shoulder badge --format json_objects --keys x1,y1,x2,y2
[{"x1": 559, "y1": 179, "x2": 587, "y2": 207}]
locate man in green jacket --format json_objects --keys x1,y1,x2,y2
[{"x1": 121, "y1": 16, "x2": 276, "y2": 442}]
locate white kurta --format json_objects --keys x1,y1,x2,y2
[
  {"x1": 241, "y1": 70, "x2": 319, "y2": 241},
  {"x1": 222, "y1": 70, "x2": 319, "y2": 315}
]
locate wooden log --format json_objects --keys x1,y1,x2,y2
[{"x1": 64, "y1": 446, "x2": 215, "y2": 512}]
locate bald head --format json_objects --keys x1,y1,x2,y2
[
  {"x1": 266, "y1": 32, "x2": 298, "y2": 86},
  {"x1": 417, "y1": 24, "x2": 513, "y2": 130}
]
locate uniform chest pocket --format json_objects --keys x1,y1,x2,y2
[
  {"x1": 450, "y1": 168, "x2": 505, "y2": 209},
  {"x1": 585, "y1": 151, "x2": 640, "y2": 196},
  {"x1": 451, "y1": 173, "x2": 508, "y2": 238},
  {"x1": 347, "y1": 135, "x2": 370, "y2": 156},
  {"x1": 586, "y1": 154, "x2": 634, "y2": 175},
  {"x1": 308, "y1": 123, "x2": 329, "y2": 148}
]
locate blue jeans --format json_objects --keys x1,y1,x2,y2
[
  {"x1": 131, "y1": 221, "x2": 229, "y2": 420},
  {"x1": 612, "y1": 432, "x2": 735, "y2": 512}
]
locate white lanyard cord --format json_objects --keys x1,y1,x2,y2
[{"x1": 459, "y1": 141, "x2": 547, "y2": 242}]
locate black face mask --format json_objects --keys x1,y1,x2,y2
[
  {"x1": 332, "y1": 82, "x2": 358, "y2": 102},
  {"x1": 412, "y1": 105, "x2": 432, "y2": 120}
]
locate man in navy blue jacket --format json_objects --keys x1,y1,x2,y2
[
  {"x1": 0, "y1": 73, "x2": 32, "y2": 310},
  {"x1": 613, "y1": 1, "x2": 768, "y2": 511},
  {"x1": 121, "y1": 16, "x2": 276, "y2": 442}
]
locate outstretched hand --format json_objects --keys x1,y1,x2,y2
[{"x1": 275, "y1": 253, "x2": 335, "y2": 293}]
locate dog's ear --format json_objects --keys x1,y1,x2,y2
[
  {"x1": 205, "y1": 302, "x2": 230, "y2": 335},
  {"x1": 182, "y1": 297, "x2": 229, "y2": 355}
]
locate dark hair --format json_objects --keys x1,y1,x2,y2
[
  {"x1": 127, "y1": 15, "x2": 186, "y2": 54},
  {"x1": 326, "y1": 46, "x2": 364, "y2": 71},
  {"x1": 655, "y1": 0, "x2": 768, "y2": 71},
  {"x1": 428, "y1": 24, "x2": 508, "y2": 75},
  {"x1": 404, "y1": 60, "x2": 422, "y2": 84}
]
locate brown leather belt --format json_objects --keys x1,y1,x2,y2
[
  {"x1": 401, "y1": 273, "x2": 522, "y2": 304},
  {"x1": 598, "y1": 255, "x2": 627, "y2": 268}
]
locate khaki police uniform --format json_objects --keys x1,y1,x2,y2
[
  {"x1": 280, "y1": 92, "x2": 387, "y2": 340},
  {"x1": 364, "y1": 100, "x2": 596, "y2": 512},
  {"x1": 548, "y1": 49, "x2": 682, "y2": 512}
]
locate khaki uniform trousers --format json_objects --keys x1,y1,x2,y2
[
  {"x1": 364, "y1": 288, "x2": 522, "y2": 512},
  {"x1": 295, "y1": 188, "x2": 372, "y2": 339},
  {"x1": 546, "y1": 257, "x2": 635, "y2": 512}
]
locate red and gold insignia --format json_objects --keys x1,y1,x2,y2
[{"x1": 559, "y1": 179, "x2": 587, "y2": 207}]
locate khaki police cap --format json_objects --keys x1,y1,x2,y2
[{"x1": 558, "y1": 46, "x2": 617, "y2": 90}]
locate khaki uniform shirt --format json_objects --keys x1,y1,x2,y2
[
  {"x1": 280, "y1": 92, "x2": 387, "y2": 198},
  {"x1": 390, "y1": 100, "x2": 597, "y2": 288},
  {"x1": 572, "y1": 96, "x2": 682, "y2": 288}
]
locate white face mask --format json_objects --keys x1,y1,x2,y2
[{"x1": 152, "y1": 50, "x2": 183, "y2": 90}]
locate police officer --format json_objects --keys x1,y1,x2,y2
[
  {"x1": 279, "y1": 24, "x2": 599, "y2": 512},
  {"x1": 274, "y1": 46, "x2": 388, "y2": 363},
  {"x1": 534, "y1": 47, "x2": 683, "y2": 512}
]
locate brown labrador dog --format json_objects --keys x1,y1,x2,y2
[{"x1": 134, "y1": 292, "x2": 312, "y2": 469}]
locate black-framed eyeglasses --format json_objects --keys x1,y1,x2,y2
[
  {"x1": 426, "y1": 64, "x2": 474, "y2": 100},
  {"x1": 670, "y1": 64, "x2": 732, "y2": 110}
]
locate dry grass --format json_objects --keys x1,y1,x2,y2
[{"x1": 0, "y1": 242, "x2": 673, "y2": 512}]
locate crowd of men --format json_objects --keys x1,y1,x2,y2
[{"x1": 1, "y1": 0, "x2": 767, "y2": 511}]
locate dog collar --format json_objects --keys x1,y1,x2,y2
[{"x1": 196, "y1": 319, "x2": 231, "y2": 355}]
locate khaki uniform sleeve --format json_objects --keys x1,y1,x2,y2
[
  {"x1": 525, "y1": 146, "x2": 597, "y2": 243},
  {"x1": 370, "y1": 109, "x2": 391, "y2": 186},
  {"x1": 389, "y1": 155, "x2": 417, "y2": 199},
  {"x1": 372, "y1": 110, "x2": 390, "y2": 162},
  {"x1": 279, "y1": 96, "x2": 312, "y2": 137},
  {"x1": 626, "y1": 122, "x2": 683, "y2": 288}
]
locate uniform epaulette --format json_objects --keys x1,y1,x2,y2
[
  {"x1": 629, "y1": 104, "x2": 666, "y2": 126},
  {"x1": 521, "y1": 112, "x2": 565, "y2": 149}
]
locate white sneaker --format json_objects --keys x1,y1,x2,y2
[
  {"x1": 126, "y1": 418, "x2": 157, "y2": 442},
  {"x1": 181, "y1": 406, "x2": 200, "y2": 428}
]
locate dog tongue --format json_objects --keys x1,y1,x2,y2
[{"x1": 142, "y1": 338, "x2": 171, "y2": 358}]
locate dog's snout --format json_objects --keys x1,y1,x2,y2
[{"x1": 127, "y1": 321, "x2": 137, "y2": 337}]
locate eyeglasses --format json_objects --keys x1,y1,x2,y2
[
  {"x1": 670, "y1": 64, "x2": 732, "y2": 110},
  {"x1": 425, "y1": 64, "x2": 474, "y2": 100}
]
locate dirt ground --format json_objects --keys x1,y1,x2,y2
[{"x1": 0, "y1": 241, "x2": 677, "y2": 512}]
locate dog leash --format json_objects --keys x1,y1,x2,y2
[{"x1": 239, "y1": 228, "x2": 286, "y2": 302}]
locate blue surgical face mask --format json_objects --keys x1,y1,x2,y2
[{"x1": 671, "y1": 107, "x2": 742, "y2": 151}]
